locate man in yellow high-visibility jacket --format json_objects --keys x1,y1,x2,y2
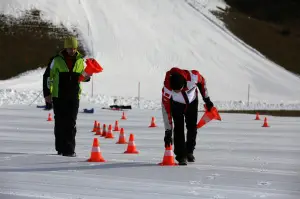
[{"x1": 43, "y1": 36, "x2": 90, "y2": 157}]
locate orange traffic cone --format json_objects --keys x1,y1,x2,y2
[
  {"x1": 116, "y1": 128, "x2": 127, "y2": 144},
  {"x1": 262, "y1": 117, "x2": 270, "y2": 127},
  {"x1": 121, "y1": 112, "x2": 127, "y2": 120},
  {"x1": 197, "y1": 105, "x2": 221, "y2": 128},
  {"x1": 92, "y1": 120, "x2": 98, "y2": 132},
  {"x1": 101, "y1": 124, "x2": 107, "y2": 137},
  {"x1": 255, "y1": 112, "x2": 260, "y2": 120},
  {"x1": 95, "y1": 123, "x2": 102, "y2": 135},
  {"x1": 124, "y1": 134, "x2": 139, "y2": 154},
  {"x1": 149, "y1": 117, "x2": 157, "y2": 127},
  {"x1": 159, "y1": 145, "x2": 178, "y2": 166},
  {"x1": 87, "y1": 138, "x2": 106, "y2": 162},
  {"x1": 105, "y1": 124, "x2": 114, "y2": 139},
  {"x1": 47, "y1": 113, "x2": 53, "y2": 121},
  {"x1": 113, "y1": 120, "x2": 120, "y2": 131}
]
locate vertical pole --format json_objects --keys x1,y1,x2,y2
[
  {"x1": 247, "y1": 84, "x2": 250, "y2": 107},
  {"x1": 87, "y1": 20, "x2": 94, "y2": 97},
  {"x1": 138, "y1": 82, "x2": 140, "y2": 108}
]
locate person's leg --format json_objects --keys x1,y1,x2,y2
[
  {"x1": 62, "y1": 99, "x2": 79, "y2": 156},
  {"x1": 52, "y1": 98, "x2": 64, "y2": 154},
  {"x1": 171, "y1": 101, "x2": 187, "y2": 165},
  {"x1": 185, "y1": 98, "x2": 199, "y2": 162}
]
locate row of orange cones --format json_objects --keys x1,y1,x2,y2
[
  {"x1": 87, "y1": 136, "x2": 178, "y2": 166},
  {"x1": 254, "y1": 113, "x2": 270, "y2": 127},
  {"x1": 47, "y1": 111, "x2": 158, "y2": 128},
  {"x1": 87, "y1": 113, "x2": 176, "y2": 165}
]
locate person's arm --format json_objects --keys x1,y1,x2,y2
[
  {"x1": 192, "y1": 70, "x2": 214, "y2": 111},
  {"x1": 162, "y1": 72, "x2": 173, "y2": 147},
  {"x1": 43, "y1": 57, "x2": 55, "y2": 103}
]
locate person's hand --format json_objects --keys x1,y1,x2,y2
[
  {"x1": 204, "y1": 97, "x2": 214, "y2": 111},
  {"x1": 164, "y1": 129, "x2": 173, "y2": 148},
  {"x1": 83, "y1": 74, "x2": 92, "y2": 82},
  {"x1": 45, "y1": 95, "x2": 52, "y2": 104}
]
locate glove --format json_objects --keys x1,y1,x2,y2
[
  {"x1": 204, "y1": 97, "x2": 214, "y2": 112},
  {"x1": 164, "y1": 129, "x2": 173, "y2": 148}
]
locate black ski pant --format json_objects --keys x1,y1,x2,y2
[
  {"x1": 171, "y1": 98, "x2": 198, "y2": 158},
  {"x1": 53, "y1": 98, "x2": 79, "y2": 154}
]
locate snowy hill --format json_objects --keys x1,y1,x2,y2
[{"x1": 0, "y1": 0, "x2": 300, "y2": 108}]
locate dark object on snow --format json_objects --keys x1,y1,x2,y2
[
  {"x1": 36, "y1": 102, "x2": 53, "y2": 110},
  {"x1": 108, "y1": 105, "x2": 132, "y2": 110},
  {"x1": 83, "y1": 108, "x2": 94, "y2": 113}
]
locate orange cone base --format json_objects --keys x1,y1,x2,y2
[
  {"x1": 158, "y1": 162, "x2": 178, "y2": 166},
  {"x1": 124, "y1": 150, "x2": 139, "y2": 154},
  {"x1": 149, "y1": 124, "x2": 157, "y2": 128},
  {"x1": 105, "y1": 135, "x2": 114, "y2": 139},
  {"x1": 87, "y1": 157, "x2": 106, "y2": 162},
  {"x1": 116, "y1": 141, "x2": 127, "y2": 144}
]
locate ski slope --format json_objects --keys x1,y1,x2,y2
[
  {"x1": 0, "y1": 0, "x2": 300, "y2": 108},
  {"x1": 0, "y1": 105, "x2": 299, "y2": 199}
]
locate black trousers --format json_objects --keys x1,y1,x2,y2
[
  {"x1": 171, "y1": 98, "x2": 198, "y2": 158},
  {"x1": 53, "y1": 98, "x2": 79, "y2": 154}
]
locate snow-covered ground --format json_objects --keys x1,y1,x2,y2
[
  {"x1": 0, "y1": 105, "x2": 299, "y2": 199},
  {"x1": 0, "y1": 0, "x2": 300, "y2": 110}
]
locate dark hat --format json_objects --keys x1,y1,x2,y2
[{"x1": 170, "y1": 73, "x2": 185, "y2": 90}]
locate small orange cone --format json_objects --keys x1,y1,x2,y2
[
  {"x1": 116, "y1": 128, "x2": 127, "y2": 144},
  {"x1": 149, "y1": 117, "x2": 157, "y2": 127},
  {"x1": 105, "y1": 124, "x2": 114, "y2": 139},
  {"x1": 92, "y1": 120, "x2": 98, "y2": 132},
  {"x1": 47, "y1": 113, "x2": 53, "y2": 121},
  {"x1": 262, "y1": 117, "x2": 270, "y2": 127},
  {"x1": 121, "y1": 111, "x2": 127, "y2": 120},
  {"x1": 94, "y1": 123, "x2": 102, "y2": 135},
  {"x1": 87, "y1": 138, "x2": 106, "y2": 162},
  {"x1": 101, "y1": 124, "x2": 107, "y2": 137},
  {"x1": 124, "y1": 134, "x2": 139, "y2": 154},
  {"x1": 255, "y1": 113, "x2": 260, "y2": 120},
  {"x1": 113, "y1": 120, "x2": 120, "y2": 131},
  {"x1": 159, "y1": 145, "x2": 178, "y2": 166}
]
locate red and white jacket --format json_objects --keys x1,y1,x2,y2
[{"x1": 162, "y1": 67, "x2": 209, "y2": 130}]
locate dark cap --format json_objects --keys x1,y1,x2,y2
[{"x1": 170, "y1": 73, "x2": 185, "y2": 90}]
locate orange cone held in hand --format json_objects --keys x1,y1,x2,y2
[
  {"x1": 262, "y1": 117, "x2": 270, "y2": 127},
  {"x1": 101, "y1": 124, "x2": 107, "y2": 137},
  {"x1": 116, "y1": 128, "x2": 127, "y2": 144},
  {"x1": 149, "y1": 117, "x2": 157, "y2": 127},
  {"x1": 121, "y1": 112, "x2": 127, "y2": 120},
  {"x1": 47, "y1": 113, "x2": 53, "y2": 121},
  {"x1": 159, "y1": 145, "x2": 178, "y2": 166},
  {"x1": 87, "y1": 138, "x2": 106, "y2": 162},
  {"x1": 95, "y1": 123, "x2": 102, "y2": 135},
  {"x1": 92, "y1": 120, "x2": 98, "y2": 132},
  {"x1": 105, "y1": 124, "x2": 114, "y2": 139},
  {"x1": 113, "y1": 120, "x2": 120, "y2": 131},
  {"x1": 124, "y1": 134, "x2": 139, "y2": 154},
  {"x1": 197, "y1": 105, "x2": 221, "y2": 128},
  {"x1": 255, "y1": 113, "x2": 260, "y2": 120}
]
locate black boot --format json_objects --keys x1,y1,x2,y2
[
  {"x1": 175, "y1": 156, "x2": 187, "y2": 166},
  {"x1": 187, "y1": 153, "x2": 195, "y2": 162},
  {"x1": 62, "y1": 152, "x2": 76, "y2": 157}
]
